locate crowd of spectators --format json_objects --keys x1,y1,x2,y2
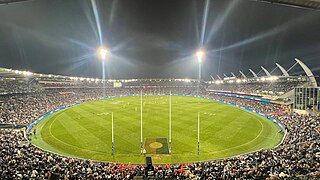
[
  {"x1": 0, "y1": 85, "x2": 319, "y2": 179},
  {"x1": 0, "y1": 78, "x2": 41, "y2": 95},
  {"x1": 208, "y1": 81, "x2": 306, "y2": 96},
  {"x1": 1, "y1": 77, "x2": 306, "y2": 96},
  {"x1": 0, "y1": 89, "x2": 101, "y2": 124},
  {"x1": 206, "y1": 93, "x2": 284, "y2": 114},
  {"x1": 38, "y1": 78, "x2": 199, "y2": 90}
]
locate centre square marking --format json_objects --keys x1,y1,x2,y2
[{"x1": 144, "y1": 138, "x2": 169, "y2": 154}]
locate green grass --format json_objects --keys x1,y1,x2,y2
[{"x1": 31, "y1": 95, "x2": 283, "y2": 164}]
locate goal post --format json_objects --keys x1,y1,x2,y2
[
  {"x1": 198, "y1": 112, "x2": 200, "y2": 155},
  {"x1": 169, "y1": 90, "x2": 172, "y2": 154},
  {"x1": 140, "y1": 89, "x2": 143, "y2": 154},
  {"x1": 111, "y1": 112, "x2": 114, "y2": 155}
]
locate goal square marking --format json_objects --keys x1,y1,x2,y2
[{"x1": 144, "y1": 138, "x2": 169, "y2": 154}]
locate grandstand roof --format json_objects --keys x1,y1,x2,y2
[
  {"x1": 0, "y1": 0, "x2": 31, "y2": 4},
  {"x1": 0, "y1": 67, "x2": 22, "y2": 78},
  {"x1": 256, "y1": 0, "x2": 320, "y2": 10},
  {"x1": 0, "y1": 67, "x2": 50, "y2": 79},
  {"x1": 0, "y1": 67, "x2": 200, "y2": 83},
  {"x1": 2, "y1": 0, "x2": 319, "y2": 9}
]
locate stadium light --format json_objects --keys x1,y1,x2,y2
[
  {"x1": 97, "y1": 47, "x2": 109, "y2": 60},
  {"x1": 195, "y1": 49, "x2": 205, "y2": 95},
  {"x1": 196, "y1": 49, "x2": 205, "y2": 64},
  {"x1": 22, "y1": 71, "x2": 33, "y2": 76}
]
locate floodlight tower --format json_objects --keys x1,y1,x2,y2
[
  {"x1": 98, "y1": 47, "x2": 109, "y2": 61},
  {"x1": 97, "y1": 47, "x2": 110, "y2": 95},
  {"x1": 196, "y1": 49, "x2": 205, "y2": 95},
  {"x1": 97, "y1": 47, "x2": 112, "y2": 154}
]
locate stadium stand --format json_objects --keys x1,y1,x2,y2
[
  {"x1": 207, "y1": 80, "x2": 307, "y2": 96},
  {"x1": 0, "y1": 78, "x2": 41, "y2": 95},
  {"x1": 0, "y1": 68, "x2": 319, "y2": 179},
  {"x1": 1, "y1": 90, "x2": 319, "y2": 179}
]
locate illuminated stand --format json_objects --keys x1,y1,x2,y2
[{"x1": 209, "y1": 58, "x2": 319, "y2": 113}]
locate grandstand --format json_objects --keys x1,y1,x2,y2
[
  {"x1": 1, "y1": 0, "x2": 320, "y2": 179},
  {"x1": 0, "y1": 64, "x2": 319, "y2": 178}
]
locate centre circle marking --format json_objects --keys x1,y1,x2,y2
[{"x1": 149, "y1": 142, "x2": 163, "y2": 149}]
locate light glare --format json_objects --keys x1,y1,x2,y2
[
  {"x1": 196, "y1": 49, "x2": 205, "y2": 63},
  {"x1": 98, "y1": 47, "x2": 109, "y2": 60}
]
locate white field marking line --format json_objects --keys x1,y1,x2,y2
[
  {"x1": 96, "y1": 112, "x2": 110, "y2": 116},
  {"x1": 67, "y1": 111, "x2": 109, "y2": 146},
  {"x1": 48, "y1": 113, "x2": 107, "y2": 154},
  {"x1": 45, "y1": 96, "x2": 273, "y2": 157},
  {"x1": 203, "y1": 113, "x2": 265, "y2": 154},
  {"x1": 156, "y1": 97, "x2": 278, "y2": 156},
  {"x1": 48, "y1": 112, "x2": 106, "y2": 154}
]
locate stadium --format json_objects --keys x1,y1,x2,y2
[{"x1": 1, "y1": 0, "x2": 320, "y2": 179}]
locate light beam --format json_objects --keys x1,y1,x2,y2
[
  {"x1": 97, "y1": 47, "x2": 109, "y2": 60},
  {"x1": 196, "y1": 49, "x2": 205, "y2": 63}
]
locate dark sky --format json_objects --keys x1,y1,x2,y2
[{"x1": 0, "y1": 0, "x2": 320, "y2": 80}]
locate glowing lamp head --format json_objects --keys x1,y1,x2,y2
[
  {"x1": 196, "y1": 49, "x2": 205, "y2": 63},
  {"x1": 97, "y1": 47, "x2": 109, "y2": 60}
]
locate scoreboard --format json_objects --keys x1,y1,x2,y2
[{"x1": 113, "y1": 82, "x2": 122, "y2": 88}]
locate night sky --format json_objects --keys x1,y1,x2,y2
[{"x1": 0, "y1": 0, "x2": 320, "y2": 80}]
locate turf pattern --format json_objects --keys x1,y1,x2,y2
[{"x1": 31, "y1": 96, "x2": 283, "y2": 164}]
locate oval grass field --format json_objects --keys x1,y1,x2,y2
[{"x1": 31, "y1": 95, "x2": 283, "y2": 164}]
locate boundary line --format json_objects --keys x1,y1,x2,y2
[{"x1": 26, "y1": 94, "x2": 286, "y2": 164}]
